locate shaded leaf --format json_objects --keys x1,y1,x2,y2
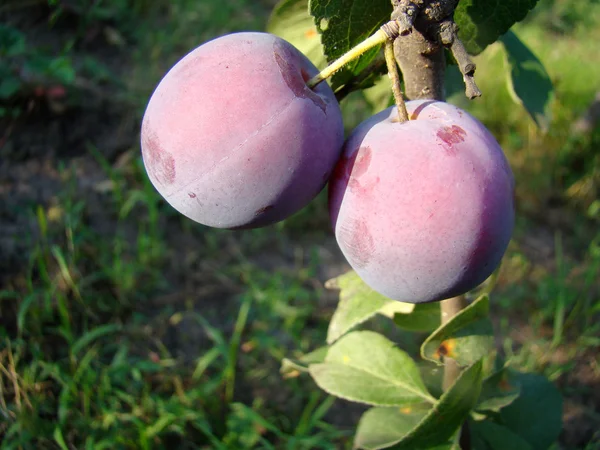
[
  {"x1": 476, "y1": 368, "x2": 521, "y2": 413},
  {"x1": 394, "y1": 302, "x2": 440, "y2": 333},
  {"x1": 421, "y1": 295, "x2": 494, "y2": 367},
  {"x1": 418, "y1": 361, "x2": 444, "y2": 399},
  {"x1": 500, "y1": 30, "x2": 553, "y2": 132},
  {"x1": 309, "y1": 331, "x2": 432, "y2": 406},
  {"x1": 0, "y1": 24, "x2": 26, "y2": 57},
  {"x1": 355, "y1": 361, "x2": 483, "y2": 449},
  {"x1": 325, "y1": 271, "x2": 413, "y2": 344},
  {"x1": 0, "y1": 77, "x2": 22, "y2": 99},
  {"x1": 309, "y1": 0, "x2": 392, "y2": 90},
  {"x1": 280, "y1": 346, "x2": 328, "y2": 378},
  {"x1": 470, "y1": 420, "x2": 533, "y2": 450},
  {"x1": 499, "y1": 372, "x2": 562, "y2": 450},
  {"x1": 455, "y1": 0, "x2": 540, "y2": 55},
  {"x1": 267, "y1": 0, "x2": 327, "y2": 69}
]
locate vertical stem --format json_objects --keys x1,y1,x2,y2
[
  {"x1": 441, "y1": 295, "x2": 469, "y2": 449},
  {"x1": 440, "y1": 295, "x2": 468, "y2": 390},
  {"x1": 384, "y1": 40, "x2": 409, "y2": 123}
]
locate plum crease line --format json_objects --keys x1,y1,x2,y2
[{"x1": 165, "y1": 96, "x2": 299, "y2": 199}]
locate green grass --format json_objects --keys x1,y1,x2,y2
[{"x1": 1, "y1": 0, "x2": 600, "y2": 448}]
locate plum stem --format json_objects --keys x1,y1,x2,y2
[
  {"x1": 307, "y1": 29, "x2": 388, "y2": 89},
  {"x1": 384, "y1": 40, "x2": 409, "y2": 122},
  {"x1": 441, "y1": 294, "x2": 470, "y2": 448},
  {"x1": 307, "y1": 21, "x2": 401, "y2": 89}
]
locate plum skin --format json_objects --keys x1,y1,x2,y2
[
  {"x1": 141, "y1": 32, "x2": 344, "y2": 229},
  {"x1": 329, "y1": 100, "x2": 515, "y2": 304}
]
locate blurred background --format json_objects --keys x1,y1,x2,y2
[{"x1": 0, "y1": 0, "x2": 598, "y2": 448}]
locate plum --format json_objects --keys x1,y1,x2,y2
[
  {"x1": 141, "y1": 32, "x2": 344, "y2": 229},
  {"x1": 329, "y1": 100, "x2": 515, "y2": 303}
]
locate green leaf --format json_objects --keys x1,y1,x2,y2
[
  {"x1": 421, "y1": 295, "x2": 494, "y2": 367},
  {"x1": 499, "y1": 372, "x2": 562, "y2": 450},
  {"x1": 355, "y1": 361, "x2": 484, "y2": 449},
  {"x1": 354, "y1": 406, "x2": 429, "y2": 450},
  {"x1": 470, "y1": 420, "x2": 533, "y2": 450},
  {"x1": 418, "y1": 361, "x2": 444, "y2": 399},
  {"x1": 325, "y1": 271, "x2": 413, "y2": 345},
  {"x1": 500, "y1": 30, "x2": 553, "y2": 132},
  {"x1": 280, "y1": 346, "x2": 328, "y2": 377},
  {"x1": 308, "y1": 0, "x2": 392, "y2": 90},
  {"x1": 476, "y1": 368, "x2": 521, "y2": 413},
  {"x1": 267, "y1": 0, "x2": 327, "y2": 69},
  {"x1": 309, "y1": 331, "x2": 432, "y2": 407},
  {"x1": 393, "y1": 302, "x2": 441, "y2": 333},
  {"x1": 454, "y1": 0, "x2": 540, "y2": 55}
]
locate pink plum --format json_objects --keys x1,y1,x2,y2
[
  {"x1": 141, "y1": 32, "x2": 344, "y2": 229},
  {"x1": 329, "y1": 100, "x2": 515, "y2": 303}
]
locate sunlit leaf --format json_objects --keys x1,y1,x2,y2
[
  {"x1": 325, "y1": 271, "x2": 413, "y2": 344},
  {"x1": 309, "y1": 331, "x2": 431, "y2": 406},
  {"x1": 355, "y1": 361, "x2": 483, "y2": 449}
]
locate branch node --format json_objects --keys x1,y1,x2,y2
[
  {"x1": 391, "y1": 1, "x2": 420, "y2": 35},
  {"x1": 381, "y1": 20, "x2": 400, "y2": 41}
]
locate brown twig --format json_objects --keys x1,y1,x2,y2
[{"x1": 439, "y1": 20, "x2": 481, "y2": 99}]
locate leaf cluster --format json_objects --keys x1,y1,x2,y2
[{"x1": 281, "y1": 272, "x2": 563, "y2": 449}]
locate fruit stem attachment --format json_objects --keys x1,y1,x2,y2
[
  {"x1": 308, "y1": 21, "x2": 402, "y2": 89},
  {"x1": 307, "y1": 29, "x2": 389, "y2": 89},
  {"x1": 384, "y1": 40, "x2": 409, "y2": 123}
]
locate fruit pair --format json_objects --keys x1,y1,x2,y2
[{"x1": 141, "y1": 32, "x2": 514, "y2": 303}]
